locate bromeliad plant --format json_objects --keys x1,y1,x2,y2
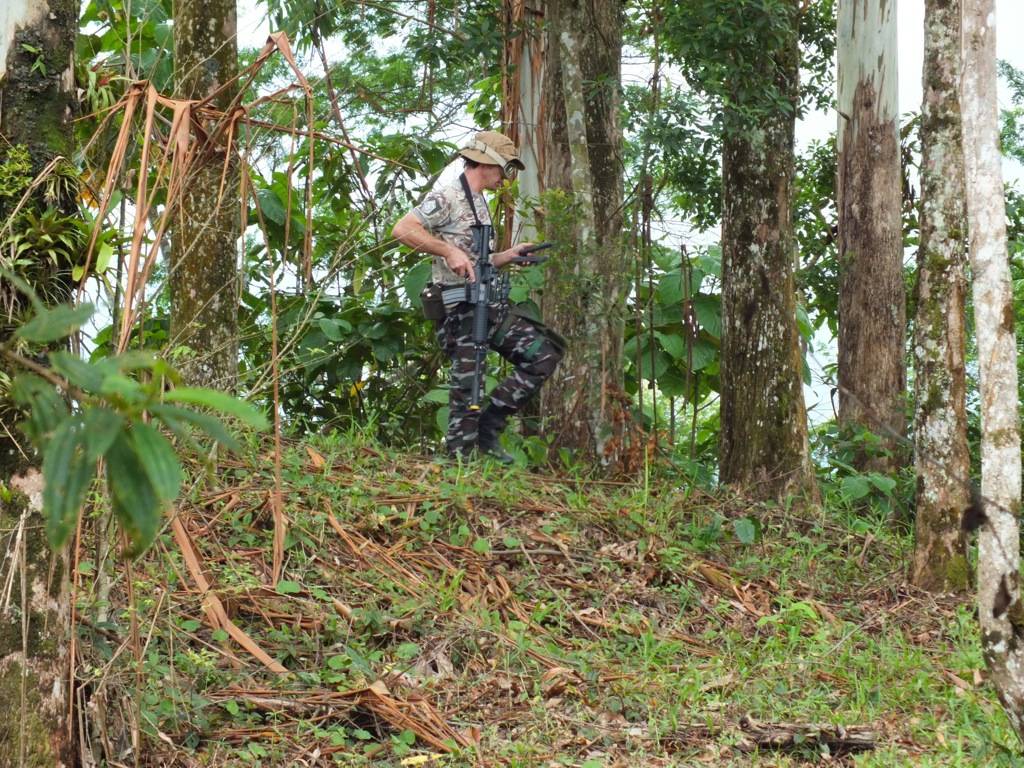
[{"x1": 3, "y1": 274, "x2": 267, "y2": 555}]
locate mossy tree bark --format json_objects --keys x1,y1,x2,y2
[
  {"x1": 911, "y1": 0, "x2": 970, "y2": 593},
  {"x1": 717, "y1": 3, "x2": 814, "y2": 500},
  {"x1": 962, "y1": 0, "x2": 1024, "y2": 743},
  {"x1": 537, "y1": 0, "x2": 631, "y2": 470},
  {"x1": 0, "y1": 3, "x2": 77, "y2": 762},
  {"x1": 170, "y1": 0, "x2": 240, "y2": 389},
  {"x1": 836, "y1": 0, "x2": 906, "y2": 471},
  {"x1": 1, "y1": 0, "x2": 78, "y2": 462}
]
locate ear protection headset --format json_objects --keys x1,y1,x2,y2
[{"x1": 464, "y1": 140, "x2": 521, "y2": 179}]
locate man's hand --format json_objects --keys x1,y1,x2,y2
[
  {"x1": 493, "y1": 243, "x2": 534, "y2": 269},
  {"x1": 445, "y1": 247, "x2": 477, "y2": 282}
]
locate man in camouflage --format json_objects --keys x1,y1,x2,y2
[{"x1": 392, "y1": 131, "x2": 564, "y2": 461}]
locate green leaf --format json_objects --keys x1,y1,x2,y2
[
  {"x1": 148, "y1": 403, "x2": 240, "y2": 452},
  {"x1": 100, "y1": 374, "x2": 144, "y2": 402},
  {"x1": 16, "y1": 303, "x2": 94, "y2": 343},
  {"x1": 692, "y1": 295, "x2": 722, "y2": 339},
  {"x1": 130, "y1": 422, "x2": 182, "y2": 502},
  {"x1": 319, "y1": 318, "x2": 344, "y2": 341},
  {"x1": 42, "y1": 418, "x2": 94, "y2": 548},
  {"x1": 655, "y1": 332, "x2": 687, "y2": 361},
  {"x1": 689, "y1": 338, "x2": 718, "y2": 371},
  {"x1": 697, "y1": 247, "x2": 722, "y2": 277},
  {"x1": 257, "y1": 187, "x2": 287, "y2": 225},
  {"x1": 396, "y1": 642, "x2": 420, "y2": 660},
  {"x1": 95, "y1": 242, "x2": 114, "y2": 273},
  {"x1": 106, "y1": 432, "x2": 163, "y2": 556},
  {"x1": 10, "y1": 374, "x2": 67, "y2": 444},
  {"x1": 435, "y1": 405, "x2": 450, "y2": 434},
  {"x1": 164, "y1": 388, "x2": 269, "y2": 430},
  {"x1": 276, "y1": 580, "x2": 302, "y2": 594},
  {"x1": 422, "y1": 388, "x2": 449, "y2": 404},
  {"x1": 472, "y1": 537, "x2": 490, "y2": 554},
  {"x1": 867, "y1": 473, "x2": 897, "y2": 494},
  {"x1": 656, "y1": 272, "x2": 684, "y2": 307},
  {"x1": 840, "y1": 475, "x2": 872, "y2": 502},
  {"x1": 49, "y1": 351, "x2": 105, "y2": 392},
  {"x1": 404, "y1": 258, "x2": 433, "y2": 309},
  {"x1": 82, "y1": 408, "x2": 124, "y2": 460},
  {"x1": 732, "y1": 517, "x2": 758, "y2": 545},
  {"x1": 795, "y1": 303, "x2": 813, "y2": 341}
]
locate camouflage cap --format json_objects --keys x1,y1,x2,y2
[{"x1": 458, "y1": 131, "x2": 526, "y2": 176}]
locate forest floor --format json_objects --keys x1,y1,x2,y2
[{"x1": 80, "y1": 431, "x2": 1018, "y2": 767}]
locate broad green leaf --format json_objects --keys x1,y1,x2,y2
[
  {"x1": 148, "y1": 403, "x2": 240, "y2": 452},
  {"x1": 163, "y1": 388, "x2": 269, "y2": 430},
  {"x1": 82, "y1": 408, "x2": 124, "y2": 460},
  {"x1": 16, "y1": 303, "x2": 94, "y2": 343},
  {"x1": 689, "y1": 338, "x2": 718, "y2": 371},
  {"x1": 49, "y1": 351, "x2": 105, "y2": 392},
  {"x1": 107, "y1": 432, "x2": 162, "y2": 556},
  {"x1": 692, "y1": 295, "x2": 722, "y2": 339},
  {"x1": 318, "y1": 318, "x2": 344, "y2": 341},
  {"x1": 42, "y1": 417, "x2": 94, "y2": 548},
  {"x1": 422, "y1": 388, "x2": 449, "y2": 404},
  {"x1": 697, "y1": 247, "x2": 722, "y2": 278},
  {"x1": 95, "y1": 242, "x2": 114, "y2": 273},
  {"x1": 867, "y1": 473, "x2": 897, "y2": 494},
  {"x1": 10, "y1": 374, "x2": 67, "y2": 444},
  {"x1": 840, "y1": 475, "x2": 872, "y2": 502},
  {"x1": 653, "y1": 246, "x2": 682, "y2": 272},
  {"x1": 656, "y1": 272, "x2": 684, "y2": 308},
  {"x1": 403, "y1": 258, "x2": 433, "y2": 309},
  {"x1": 733, "y1": 517, "x2": 758, "y2": 545},
  {"x1": 795, "y1": 303, "x2": 813, "y2": 341},
  {"x1": 100, "y1": 374, "x2": 144, "y2": 402},
  {"x1": 256, "y1": 187, "x2": 287, "y2": 225},
  {"x1": 655, "y1": 332, "x2": 686, "y2": 361},
  {"x1": 435, "y1": 405, "x2": 450, "y2": 434},
  {"x1": 130, "y1": 422, "x2": 183, "y2": 502},
  {"x1": 276, "y1": 580, "x2": 301, "y2": 594}
]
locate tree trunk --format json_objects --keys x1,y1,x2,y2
[
  {"x1": 717, "y1": 3, "x2": 814, "y2": 500},
  {"x1": 911, "y1": 0, "x2": 970, "y2": 593},
  {"x1": 962, "y1": 0, "x2": 1024, "y2": 742},
  {"x1": 170, "y1": 0, "x2": 240, "y2": 389},
  {"x1": 538, "y1": 0, "x2": 631, "y2": 469},
  {"x1": 0, "y1": 3, "x2": 77, "y2": 763},
  {"x1": 501, "y1": 0, "x2": 544, "y2": 245},
  {"x1": 836, "y1": 0, "x2": 906, "y2": 470}
]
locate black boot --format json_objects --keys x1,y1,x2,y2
[{"x1": 477, "y1": 405, "x2": 515, "y2": 464}]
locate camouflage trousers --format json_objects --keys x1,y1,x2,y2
[{"x1": 436, "y1": 303, "x2": 563, "y2": 454}]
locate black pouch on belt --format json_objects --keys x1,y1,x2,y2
[{"x1": 419, "y1": 283, "x2": 446, "y2": 321}]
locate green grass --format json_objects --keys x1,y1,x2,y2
[{"x1": 73, "y1": 430, "x2": 1022, "y2": 766}]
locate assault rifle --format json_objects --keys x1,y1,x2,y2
[{"x1": 467, "y1": 224, "x2": 552, "y2": 411}]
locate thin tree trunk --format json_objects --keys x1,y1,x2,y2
[
  {"x1": 962, "y1": 0, "x2": 1024, "y2": 742},
  {"x1": 911, "y1": 0, "x2": 970, "y2": 593},
  {"x1": 170, "y1": 0, "x2": 240, "y2": 389},
  {"x1": 836, "y1": 0, "x2": 906, "y2": 470},
  {"x1": 0, "y1": 2, "x2": 77, "y2": 762},
  {"x1": 538, "y1": 0, "x2": 630, "y2": 470},
  {"x1": 717, "y1": 2, "x2": 814, "y2": 500}
]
